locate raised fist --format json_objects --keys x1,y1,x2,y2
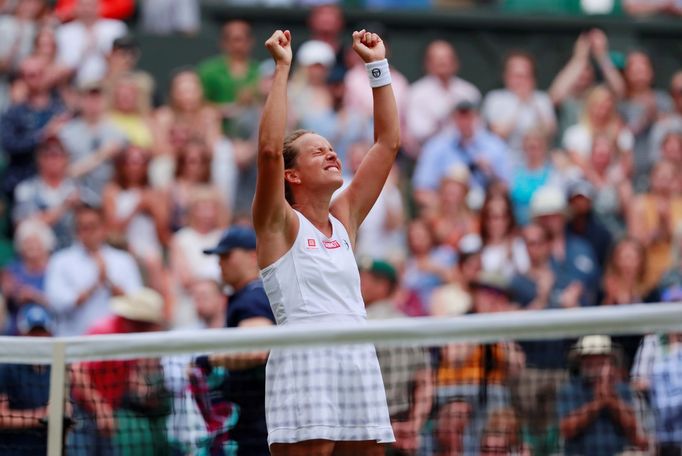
[
  {"x1": 352, "y1": 29, "x2": 386, "y2": 63},
  {"x1": 265, "y1": 30, "x2": 292, "y2": 66}
]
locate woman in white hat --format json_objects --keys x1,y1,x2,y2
[{"x1": 254, "y1": 29, "x2": 399, "y2": 455}]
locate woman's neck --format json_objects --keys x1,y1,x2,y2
[{"x1": 292, "y1": 192, "x2": 334, "y2": 234}]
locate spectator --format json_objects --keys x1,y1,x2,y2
[
  {"x1": 12, "y1": 136, "x2": 80, "y2": 248},
  {"x1": 60, "y1": 80, "x2": 126, "y2": 204},
  {"x1": 102, "y1": 145, "x2": 168, "y2": 299},
  {"x1": 479, "y1": 408, "x2": 528, "y2": 456},
  {"x1": 0, "y1": 304, "x2": 54, "y2": 455},
  {"x1": 549, "y1": 30, "x2": 625, "y2": 134},
  {"x1": 435, "y1": 399, "x2": 472, "y2": 456},
  {"x1": 430, "y1": 233, "x2": 482, "y2": 317},
  {"x1": 621, "y1": 51, "x2": 672, "y2": 184},
  {"x1": 169, "y1": 187, "x2": 224, "y2": 328},
  {"x1": 628, "y1": 160, "x2": 682, "y2": 292},
  {"x1": 199, "y1": 225, "x2": 275, "y2": 456},
  {"x1": 55, "y1": 0, "x2": 127, "y2": 86},
  {"x1": 562, "y1": 85, "x2": 634, "y2": 173},
  {"x1": 624, "y1": 0, "x2": 682, "y2": 15},
  {"x1": 650, "y1": 71, "x2": 682, "y2": 159},
  {"x1": 482, "y1": 51, "x2": 556, "y2": 157},
  {"x1": 479, "y1": 192, "x2": 529, "y2": 278},
  {"x1": 189, "y1": 278, "x2": 226, "y2": 330},
  {"x1": 435, "y1": 271, "x2": 525, "y2": 455},
  {"x1": 425, "y1": 164, "x2": 477, "y2": 250},
  {"x1": 531, "y1": 186, "x2": 600, "y2": 306},
  {"x1": 631, "y1": 332, "x2": 682, "y2": 455},
  {"x1": 510, "y1": 129, "x2": 561, "y2": 226},
  {"x1": 0, "y1": 0, "x2": 49, "y2": 112},
  {"x1": 565, "y1": 179, "x2": 614, "y2": 267},
  {"x1": 360, "y1": 258, "x2": 434, "y2": 455},
  {"x1": 106, "y1": 73, "x2": 155, "y2": 149},
  {"x1": 656, "y1": 132, "x2": 682, "y2": 195},
  {"x1": 558, "y1": 335, "x2": 647, "y2": 455},
  {"x1": 657, "y1": 227, "x2": 682, "y2": 301},
  {"x1": 299, "y1": 66, "x2": 372, "y2": 169},
  {"x1": 45, "y1": 204, "x2": 143, "y2": 336},
  {"x1": 31, "y1": 26, "x2": 75, "y2": 93},
  {"x1": 198, "y1": 20, "x2": 260, "y2": 137},
  {"x1": 55, "y1": 0, "x2": 135, "y2": 22},
  {"x1": 402, "y1": 218, "x2": 455, "y2": 316},
  {"x1": 412, "y1": 100, "x2": 511, "y2": 210},
  {"x1": 140, "y1": 0, "x2": 200, "y2": 35},
  {"x1": 69, "y1": 288, "x2": 169, "y2": 456},
  {"x1": 406, "y1": 40, "x2": 481, "y2": 144},
  {"x1": 167, "y1": 137, "x2": 229, "y2": 232},
  {"x1": 307, "y1": 4, "x2": 346, "y2": 69},
  {"x1": 102, "y1": 35, "x2": 156, "y2": 108},
  {"x1": 288, "y1": 40, "x2": 336, "y2": 126},
  {"x1": 1, "y1": 219, "x2": 53, "y2": 335},
  {"x1": 0, "y1": 55, "x2": 67, "y2": 200},
  {"x1": 338, "y1": 141, "x2": 405, "y2": 262}
]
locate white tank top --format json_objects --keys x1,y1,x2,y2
[{"x1": 261, "y1": 210, "x2": 366, "y2": 325}]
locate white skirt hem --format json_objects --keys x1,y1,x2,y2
[{"x1": 268, "y1": 424, "x2": 395, "y2": 445}]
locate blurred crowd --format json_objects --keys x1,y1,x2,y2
[{"x1": 1, "y1": 0, "x2": 682, "y2": 454}]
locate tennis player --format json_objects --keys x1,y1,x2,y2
[{"x1": 254, "y1": 29, "x2": 399, "y2": 456}]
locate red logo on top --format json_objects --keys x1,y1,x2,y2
[
  {"x1": 323, "y1": 240, "x2": 341, "y2": 249},
  {"x1": 306, "y1": 238, "x2": 317, "y2": 249}
]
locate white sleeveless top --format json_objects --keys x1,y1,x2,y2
[{"x1": 261, "y1": 210, "x2": 366, "y2": 325}]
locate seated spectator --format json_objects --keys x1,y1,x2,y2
[
  {"x1": 479, "y1": 408, "x2": 529, "y2": 456},
  {"x1": 299, "y1": 66, "x2": 372, "y2": 170},
  {"x1": 510, "y1": 129, "x2": 561, "y2": 226},
  {"x1": 558, "y1": 335, "x2": 648, "y2": 455},
  {"x1": 657, "y1": 227, "x2": 682, "y2": 302},
  {"x1": 531, "y1": 186, "x2": 600, "y2": 306},
  {"x1": 31, "y1": 26, "x2": 74, "y2": 92},
  {"x1": 435, "y1": 399, "x2": 472, "y2": 456},
  {"x1": 628, "y1": 160, "x2": 682, "y2": 292},
  {"x1": 0, "y1": 55, "x2": 67, "y2": 199},
  {"x1": 55, "y1": 0, "x2": 135, "y2": 22},
  {"x1": 566, "y1": 179, "x2": 614, "y2": 268},
  {"x1": 620, "y1": 51, "x2": 672, "y2": 185},
  {"x1": 169, "y1": 188, "x2": 224, "y2": 328},
  {"x1": 631, "y1": 332, "x2": 682, "y2": 455},
  {"x1": 482, "y1": 51, "x2": 556, "y2": 157},
  {"x1": 12, "y1": 136, "x2": 80, "y2": 249},
  {"x1": 412, "y1": 100, "x2": 511, "y2": 210},
  {"x1": 549, "y1": 30, "x2": 625, "y2": 134},
  {"x1": 69, "y1": 288, "x2": 169, "y2": 456},
  {"x1": 602, "y1": 237, "x2": 650, "y2": 305},
  {"x1": 0, "y1": 0, "x2": 49, "y2": 112},
  {"x1": 307, "y1": 4, "x2": 345, "y2": 69},
  {"x1": 60, "y1": 80, "x2": 126, "y2": 205},
  {"x1": 562, "y1": 85, "x2": 634, "y2": 174},
  {"x1": 425, "y1": 164, "x2": 477, "y2": 250},
  {"x1": 198, "y1": 20, "x2": 260, "y2": 137},
  {"x1": 288, "y1": 40, "x2": 335, "y2": 126},
  {"x1": 480, "y1": 192, "x2": 529, "y2": 278},
  {"x1": 0, "y1": 304, "x2": 54, "y2": 455},
  {"x1": 106, "y1": 73, "x2": 155, "y2": 149},
  {"x1": 650, "y1": 71, "x2": 682, "y2": 158},
  {"x1": 1, "y1": 219, "x2": 53, "y2": 335},
  {"x1": 102, "y1": 146, "x2": 169, "y2": 282},
  {"x1": 657, "y1": 132, "x2": 682, "y2": 195},
  {"x1": 430, "y1": 233, "x2": 483, "y2": 317},
  {"x1": 102, "y1": 36, "x2": 156, "y2": 110},
  {"x1": 167, "y1": 137, "x2": 229, "y2": 232},
  {"x1": 45, "y1": 204, "x2": 143, "y2": 336},
  {"x1": 189, "y1": 279, "x2": 226, "y2": 330},
  {"x1": 140, "y1": 0, "x2": 200, "y2": 35},
  {"x1": 436, "y1": 271, "x2": 525, "y2": 455},
  {"x1": 55, "y1": 0, "x2": 127, "y2": 86},
  {"x1": 401, "y1": 218, "x2": 455, "y2": 316},
  {"x1": 406, "y1": 40, "x2": 481, "y2": 145},
  {"x1": 360, "y1": 259, "x2": 434, "y2": 455}
]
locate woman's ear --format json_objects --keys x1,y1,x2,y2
[{"x1": 284, "y1": 168, "x2": 301, "y2": 185}]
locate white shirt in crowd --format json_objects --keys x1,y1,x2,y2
[
  {"x1": 45, "y1": 243, "x2": 143, "y2": 336},
  {"x1": 406, "y1": 75, "x2": 481, "y2": 143},
  {"x1": 56, "y1": 18, "x2": 127, "y2": 86},
  {"x1": 562, "y1": 123, "x2": 634, "y2": 159}
]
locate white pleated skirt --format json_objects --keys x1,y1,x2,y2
[{"x1": 265, "y1": 343, "x2": 395, "y2": 445}]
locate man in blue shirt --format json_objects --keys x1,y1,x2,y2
[
  {"x1": 198, "y1": 225, "x2": 275, "y2": 456},
  {"x1": 412, "y1": 100, "x2": 511, "y2": 209}
]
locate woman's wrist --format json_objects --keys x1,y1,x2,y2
[{"x1": 365, "y1": 59, "x2": 391, "y2": 88}]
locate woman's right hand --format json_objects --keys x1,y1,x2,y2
[{"x1": 265, "y1": 30, "x2": 292, "y2": 67}]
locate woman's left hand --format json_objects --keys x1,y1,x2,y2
[{"x1": 352, "y1": 29, "x2": 386, "y2": 63}]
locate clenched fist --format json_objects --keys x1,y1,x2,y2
[
  {"x1": 352, "y1": 29, "x2": 386, "y2": 63},
  {"x1": 265, "y1": 30, "x2": 292, "y2": 66}
]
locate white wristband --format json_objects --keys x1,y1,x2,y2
[{"x1": 366, "y1": 59, "x2": 391, "y2": 88}]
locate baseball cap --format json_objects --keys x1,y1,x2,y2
[
  {"x1": 530, "y1": 186, "x2": 567, "y2": 218},
  {"x1": 567, "y1": 179, "x2": 595, "y2": 200},
  {"x1": 203, "y1": 225, "x2": 257, "y2": 255},
  {"x1": 296, "y1": 40, "x2": 336, "y2": 67},
  {"x1": 112, "y1": 35, "x2": 139, "y2": 52},
  {"x1": 17, "y1": 304, "x2": 54, "y2": 335},
  {"x1": 359, "y1": 258, "x2": 398, "y2": 285},
  {"x1": 454, "y1": 100, "x2": 478, "y2": 112},
  {"x1": 572, "y1": 335, "x2": 614, "y2": 356},
  {"x1": 111, "y1": 288, "x2": 164, "y2": 324}
]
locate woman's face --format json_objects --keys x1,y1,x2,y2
[
  {"x1": 113, "y1": 81, "x2": 139, "y2": 113},
  {"x1": 625, "y1": 52, "x2": 654, "y2": 91},
  {"x1": 590, "y1": 136, "x2": 614, "y2": 170},
  {"x1": 286, "y1": 133, "x2": 343, "y2": 194},
  {"x1": 407, "y1": 221, "x2": 433, "y2": 255},
  {"x1": 172, "y1": 72, "x2": 203, "y2": 111},
  {"x1": 123, "y1": 148, "x2": 148, "y2": 185},
  {"x1": 181, "y1": 144, "x2": 208, "y2": 182},
  {"x1": 20, "y1": 234, "x2": 47, "y2": 263},
  {"x1": 504, "y1": 56, "x2": 534, "y2": 96},
  {"x1": 306, "y1": 63, "x2": 330, "y2": 86},
  {"x1": 651, "y1": 162, "x2": 675, "y2": 195},
  {"x1": 34, "y1": 28, "x2": 56, "y2": 60},
  {"x1": 588, "y1": 91, "x2": 614, "y2": 125},
  {"x1": 522, "y1": 133, "x2": 547, "y2": 164},
  {"x1": 485, "y1": 199, "x2": 512, "y2": 242},
  {"x1": 439, "y1": 180, "x2": 467, "y2": 207},
  {"x1": 614, "y1": 241, "x2": 642, "y2": 279},
  {"x1": 662, "y1": 134, "x2": 682, "y2": 165},
  {"x1": 191, "y1": 200, "x2": 218, "y2": 230}
]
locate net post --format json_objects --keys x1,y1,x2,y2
[{"x1": 47, "y1": 341, "x2": 66, "y2": 456}]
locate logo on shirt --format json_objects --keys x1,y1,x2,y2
[
  {"x1": 322, "y1": 240, "x2": 341, "y2": 249},
  {"x1": 306, "y1": 238, "x2": 318, "y2": 249},
  {"x1": 343, "y1": 239, "x2": 350, "y2": 250}
]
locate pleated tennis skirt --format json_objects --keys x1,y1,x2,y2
[{"x1": 265, "y1": 343, "x2": 396, "y2": 445}]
